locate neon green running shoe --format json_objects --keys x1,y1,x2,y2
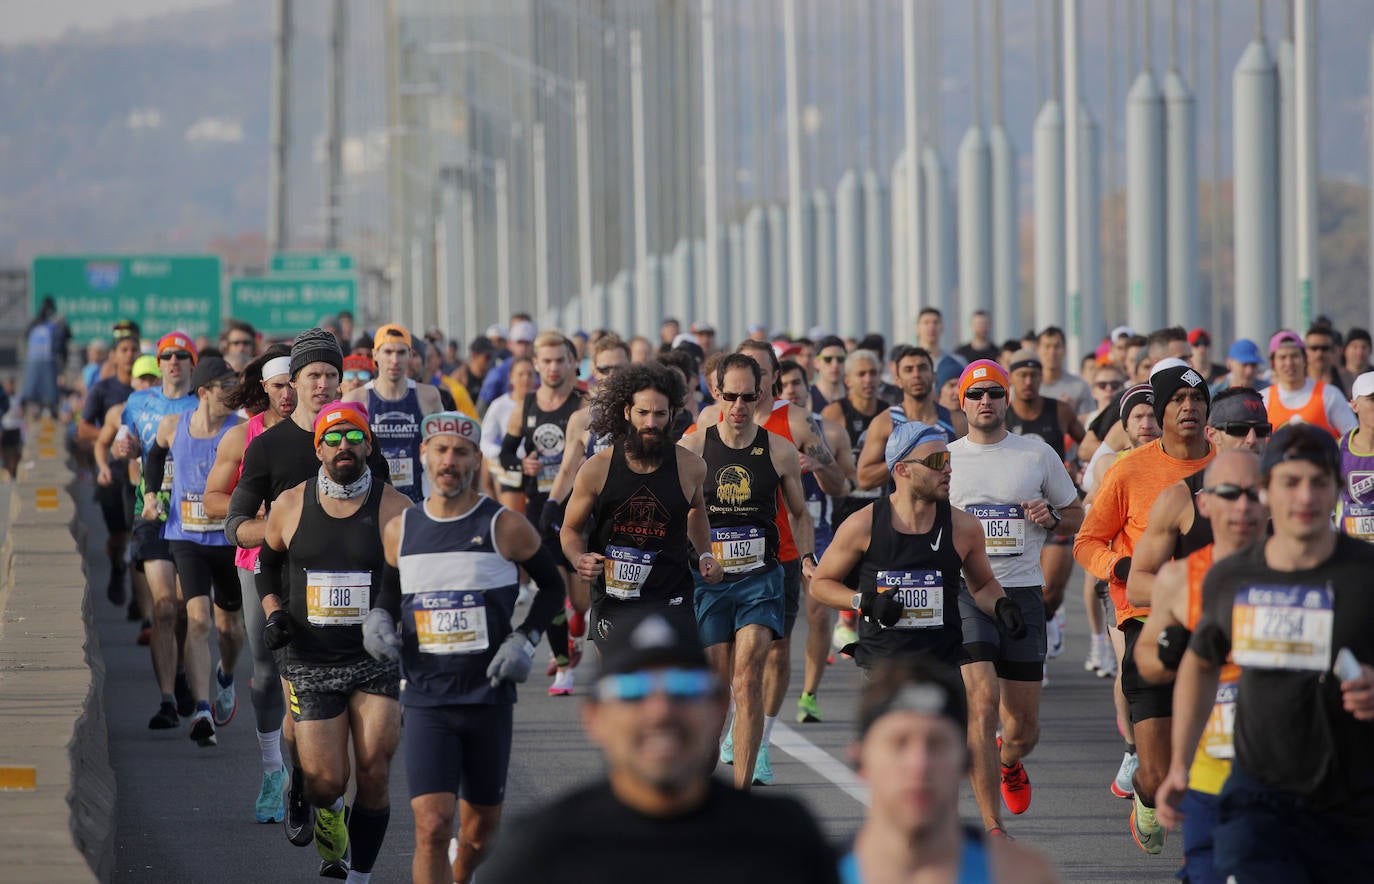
[
  {"x1": 796, "y1": 692, "x2": 823, "y2": 723},
  {"x1": 313, "y1": 805, "x2": 349, "y2": 863}
]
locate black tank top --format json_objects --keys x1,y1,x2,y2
[
  {"x1": 1006, "y1": 397, "x2": 1064, "y2": 459},
  {"x1": 285, "y1": 478, "x2": 386, "y2": 666},
  {"x1": 856, "y1": 494, "x2": 966, "y2": 669},
  {"x1": 834, "y1": 398, "x2": 890, "y2": 527},
  {"x1": 1175, "y1": 468, "x2": 1215, "y2": 558},
  {"x1": 522, "y1": 390, "x2": 582, "y2": 503},
  {"x1": 702, "y1": 425, "x2": 781, "y2": 582},
  {"x1": 590, "y1": 443, "x2": 692, "y2": 607}
]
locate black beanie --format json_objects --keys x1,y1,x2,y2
[
  {"x1": 290, "y1": 327, "x2": 344, "y2": 379},
  {"x1": 1149, "y1": 359, "x2": 1211, "y2": 424}
]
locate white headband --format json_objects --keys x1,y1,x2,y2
[{"x1": 262, "y1": 356, "x2": 292, "y2": 380}]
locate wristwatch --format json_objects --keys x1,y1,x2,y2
[
  {"x1": 850, "y1": 592, "x2": 863, "y2": 611},
  {"x1": 802, "y1": 553, "x2": 818, "y2": 567},
  {"x1": 1048, "y1": 507, "x2": 1063, "y2": 528}
]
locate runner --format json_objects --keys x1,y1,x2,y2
[
  {"x1": 344, "y1": 323, "x2": 444, "y2": 504},
  {"x1": 1073, "y1": 358, "x2": 1215, "y2": 855},
  {"x1": 1158, "y1": 425, "x2": 1374, "y2": 880},
  {"x1": 855, "y1": 345, "x2": 967, "y2": 495},
  {"x1": 677, "y1": 353, "x2": 811, "y2": 790},
  {"x1": 202, "y1": 344, "x2": 296, "y2": 821},
  {"x1": 366, "y1": 411, "x2": 566, "y2": 884},
  {"x1": 1134, "y1": 450, "x2": 1265, "y2": 882},
  {"x1": 809, "y1": 335, "x2": 849, "y2": 410},
  {"x1": 561, "y1": 363, "x2": 720, "y2": 646},
  {"x1": 338, "y1": 354, "x2": 375, "y2": 397},
  {"x1": 810, "y1": 420, "x2": 1025, "y2": 683},
  {"x1": 141, "y1": 356, "x2": 244, "y2": 747},
  {"x1": 546, "y1": 335, "x2": 632, "y2": 510},
  {"x1": 261, "y1": 402, "x2": 413, "y2": 880},
  {"x1": 499, "y1": 331, "x2": 586, "y2": 695},
  {"x1": 115, "y1": 331, "x2": 199, "y2": 728},
  {"x1": 1336, "y1": 371, "x2": 1374, "y2": 541},
  {"x1": 1261, "y1": 329, "x2": 1355, "y2": 438},
  {"x1": 839, "y1": 656, "x2": 1060, "y2": 884},
  {"x1": 479, "y1": 355, "x2": 536, "y2": 514},
  {"x1": 948, "y1": 360, "x2": 1083, "y2": 836}
]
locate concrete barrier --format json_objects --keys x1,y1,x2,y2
[{"x1": 0, "y1": 419, "x2": 114, "y2": 882}]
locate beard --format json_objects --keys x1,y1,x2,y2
[
  {"x1": 325, "y1": 451, "x2": 367, "y2": 485},
  {"x1": 626, "y1": 425, "x2": 668, "y2": 462},
  {"x1": 432, "y1": 464, "x2": 476, "y2": 498}
]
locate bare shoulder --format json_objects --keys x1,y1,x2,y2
[
  {"x1": 696, "y1": 403, "x2": 721, "y2": 425},
  {"x1": 821, "y1": 400, "x2": 844, "y2": 422},
  {"x1": 380, "y1": 485, "x2": 415, "y2": 517},
  {"x1": 675, "y1": 444, "x2": 706, "y2": 476},
  {"x1": 419, "y1": 383, "x2": 444, "y2": 414},
  {"x1": 1150, "y1": 480, "x2": 1192, "y2": 523}
]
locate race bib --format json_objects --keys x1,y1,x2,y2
[
  {"x1": 711, "y1": 526, "x2": 767, "y2": 574},
  {"x1": 383, "y1": 449, "x2": 414, "y2": 488},
  {"x1": 537, "y1": 458, "x2": 559, "y2": 495},
  {"x1": 1201, "y1": 676, "x2": 1238, "y2": 760},
  {"x1": 412, "y1": 590, "x2": 489, "y2": 655},
  {"x1": 305, "y1": 570, "x2": 371, "y2": 626},
  {"x1": 1231, "y1": 585, "x2": 1334, "y2": 672},
  {"x1": 806, "y1": 498, "x2": 825, "y2": 524},
  {"x1": 603, "y1": 545, "x2": 658, "y2": 600},
  {"x1": 161, "y1": 454, "x2": 175, "y2": 492},
  {"x1": 876, "y1": 569, "x2": 944, "y2": 629},
  {"x1": 969, "y1": 504, "x2": 1026, "y2": 556},
  {"x1": 1343, "y1": 503, "x2": 1374, "y2": 541},
  {"x1": 179, "y1": 491, "x2": 225, "y2": 533}
]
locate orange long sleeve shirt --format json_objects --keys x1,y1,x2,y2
[{"x1": 1073, "y1": 439, "x2": 1214, "y2": 624}]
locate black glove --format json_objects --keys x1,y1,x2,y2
[
  {"x1": 263, "y1": 609, "x2": 294, "y2": 651},
  {"x1": 1157, "y1": 624, "x2": 1192, "y2": 671},
  {"x1": 539, "y1": 496, "x2": 566, "y2": 541},
  {"x1": 994, "y1": 597, "x2": 1028, "y2": 640},
  {"x1": 860, "y1": 591, "x2": 904, "y2": 628},
  {"x1": 1112, "y1": 556, "x2": 1132, "y2": 582}
]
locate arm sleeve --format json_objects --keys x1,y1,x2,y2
[
  {"x1": 1073, "y1": 471, "x2": 1126, "y2": 580},
  {"x1": 512, "y1": 545, "x2": 566, "y2": 636},
  {"x1": 144, "y1": 441, "x2": 169, "y2": 497},
  {"x1": 255, "y1": 543, "x2": 287, "y2": 603},
  {"x1": 225, "y1": 435, "x2": 271, "y2": 545},
  {"x1": 499, "y1": 433, "x2": 525, "y2": 470},
  {"x1": 376, "y1": 565, "x2": 402, "y2": 619}
]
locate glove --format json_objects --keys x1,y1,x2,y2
[
  {"x1": 263, "y1": 610, "x2": 294, "y2": 651},
  {"x1": 1157, "y1": 624, "x2": 1192, "y2": 671},
  {"x1": 860, "y1": 591, "x2": 904, "y2": 628},
  {"x1": 362, "y1": 608, "x2": 402, "y2": 663},
  {"x1": 1112, "y1": 556, "x2": 1132, "y2": 582},
  {"x1": 487, "y1": 630, "x2": 538, "y2": 687},
  {"x1": 994, "y1": 597, "x2": 1028, "y2": 640},
  {"x1": 538, "y1": 496, "x2": 566, "y2": 538}
]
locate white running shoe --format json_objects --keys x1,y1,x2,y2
[
  {"x1": 1112, "y1": 751, "x2": 1138, "y2": 799},
  {"x1": 1045, "y1": 611, "x2": 1065, "y2": 659}
]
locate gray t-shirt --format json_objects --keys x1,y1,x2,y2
[
  {"x1": 1041, "y1": 372, "x2": 1094, "y2": 416},
  {"x1": 949, "y1": 431, "x2": 1079, "y2": 588}
]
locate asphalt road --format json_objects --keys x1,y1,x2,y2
[{"x1": 75, "y1": 477, "x2": 1178, "y2": 883}]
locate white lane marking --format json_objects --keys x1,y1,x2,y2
[{"x1": 769, "y1": 721, "x2": 870, "y2": 806}]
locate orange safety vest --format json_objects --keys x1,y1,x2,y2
[{"x1": 1267, "y1": 381, "x2": 1337, "y2": 438}]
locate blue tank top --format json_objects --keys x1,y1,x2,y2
[
  {"x1": 122, "y1": 387, "x2": 197, "y2": 501},
  {"x1": 396, "y1": 496, "x2": 521, "y2": 707},
  {"x1": 889, "y1": 403, "x2": 958, "y2": 443},
  {"x1": 838, "y1": 830, "x2": 991, "y2": 884},
  {"x1": 164, "y1": 412, "x2": 238, "y2": 544},
  {"x1": 367, "y1": 380, "x2": 426, "y2": 504}
]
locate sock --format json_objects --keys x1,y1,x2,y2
[
  {"x1": 1125, "y1": 743, "x2": 1137, "y2": 756},
  {"x1": 344, "y1": 872, "x2": 371, "y2": 884},
  {"x1": 195, "y1": 700, "x2": 211, "y2": 714},
  {"x1": 347, "y1": 804, "x2": 391, "y2": 874},
  {"x1": 762, "y1": 715, "x2": 777, "y2": 746},
  {"x1": 161, "y1": 693, "x2": 176, "y2": 706},
  {"x1": 257, "y1": 729, "x2": 282, "y2": 774},
  {"x1": 327, "y1": 796, "x2": 345, "y2": 813},
  {"x1": 217, "y1": 666, "x2": 233, "y2": 688}
]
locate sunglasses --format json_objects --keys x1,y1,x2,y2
[
  {"x1": 720, "y1": 390, "x2": 760, "y2": 403},
  {"x1": 343, "y1": 370, "x2": 373, "y2": 383},
  {"x1": 1200, "y1": 483, "x2": 1261, "y2": 502},
  {"x1": 1306, "y1": 344, "x2": 1333, "y2": 352},
  {"x1": 594, "y1": 364, "x2": 620, "y2": 376},
  {"x1": 963, "y1": 386, "x2": 1007, "y2": 401},
  {"x1": 321, "y1": 428, "x2": 367, "y2": 447},
  {"x1": 900, "y1": 450, "x2": 951, "y2": 471},
  {"x1": 226, "y1": 337, "x2": 254, "y2": 348},
  {"x1": 1213, "y1": 421, "x2": 1272, "y2": 438},
  {"x1": 1095, "y1": 379, "x2": 1124, "y2": 390},
  {"x1": 818, "y1": 355, "x2": 843, "y2": 364},
  {"x1": 594, "y1": 668, "x2": 717, "y2": 703},
  {"x1": 160, "y1": 350, "x2": 192, "y2": 362}
]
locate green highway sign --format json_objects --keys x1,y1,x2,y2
[
  {"x1": 227, "y1": 275, "x2": 357, "y2": 339},
  {"x1": 31, "y1": 254, "x2": 222, "y2": 341},
  {"x1": 270, "y1": 252, "x2": 354, "y2": 274}
]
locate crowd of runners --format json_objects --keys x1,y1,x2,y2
[{"x1": 30, "y1": 305, "x2": 1374, "y2": 882}]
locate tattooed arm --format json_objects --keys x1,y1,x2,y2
[{"x1": 790, "y1": 404, "x2": 848, "y2": 497}]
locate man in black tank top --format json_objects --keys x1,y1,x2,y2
[
  {"x1": 499, "y1": 332, "x2": 588, "y2": 695},
  {"x1": 261, "y1": 402, "x2": 414, "y2": 879},
  {"x1": 678, "y1": 354, "x2": 812, "y2": 791},
  {"x1": 1125, "y1": 388, "x2": 1269, "y2": 612},
  {"x1": 561, "y1": 364, "x2": 721, "y2": 645},
  {"x1": 811, "y1": 420, "x2": 1025, "y2": 673}
]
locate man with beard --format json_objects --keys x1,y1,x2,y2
[
  {"x1": 855, "y1": 345, "x2": 967, "y2": 494},
  {"x1": 263, "y1": 402, "x2": 413, "y2": 880},
  {"x1": 363, "y1": 411, "x2": 566, "y2": 884},
  {"x1": 561, "y1": 363, "x2": 720, "y2": 646}
]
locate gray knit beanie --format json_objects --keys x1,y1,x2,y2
[{"x1": 290, "y1": 327, "x2": 344, "y2": 379}]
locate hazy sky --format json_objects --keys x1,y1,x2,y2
[{"x1": 0, "y1": 0, "x2": 222, "y2": 45}]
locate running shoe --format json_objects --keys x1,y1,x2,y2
[
  {"x1": 313, "y1": 806, "x2": 349, "y2": 863},
  {"x1": 752, "y1": 742, "x2": 774, "y2": 786},
  {"x1": 548, "y1": 669, "x2": 575, "y2": 696},
  {"x1": 189, "y1": 710, "x2": 217, "y2": 747},
  {"x1": 256, "y1": 767, "x2": 287, "y2": 824},
  {"x1": 1046, "y1": 610, "x2": 1065, "y2": 658},
  {"x1": 831, "y1": 619, "x2": 858, "y2": 654},
  {"x1": 318, "y1": 859, "x2": 348, "y2": 879},
  {"x1": 719, "y1": 727, "x2": 734, "y2": 765},
  {"x1": 796, "y1": 692, "x2": 823, "y2": 723},
  {"x1": 285, "y1": 776, "x2": 315, "y2": 846},
  {"x1": 1000, "y1": 760, "x2": 1031, "y2": 814},
  {"x1": 174, "y1": 671, "x2": 195, "y2": 718},
  {"x1": 107, "y1": 565, "x2": 127, "y2": 606},
  {"x1": 147, "y1": 701, "x2": 178, "y2": 730},
  {"x1": 1129, "y1": 798, "x2": 1166, "y2": 855},
  {"x1": 1096, "y1": 645, "x2": 1118, "y2": 679},
  {"x1": 1112, "y1": 751, "x2": 1138, "y2": 799},
  {"x1": 213, "y1": 676, "x2": 237, "y2": 727}
]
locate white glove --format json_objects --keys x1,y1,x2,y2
[
  {"x1": 362, "y1": 609, "x2": 402, "y2": 663},
  {"x1": 486, "y1": 631, "x2": 538, "y2": 687}
]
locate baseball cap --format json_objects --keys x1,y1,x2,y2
[
  {"x1": 486, "y1": 324, "x2": 508, "y2": 340},
  {"x1": 1188, "y1": 327, "x2": 1211, "y2": 347},
  {"x1": 373, "y1": 323, "x2": 413, "y2": 351},
  {"x1": 597, "y1": 610, "x2": 709, "y2": 677},
  {"x1": 132, "y1": 354, "x2": 161, "y2": 379},
  {"x1": 1351, "y1": 371, "x2": 1374, "y2": 400},
  {"x1": 1226, "y1": 339, "x2": 1265, "y2": 365},
  {"x1": 1268, "y1": 330, "x2": 1303, "y2": 355},
  {"x1": 421, "y1": 410, "x2": 481, "y2": 446},
  {"x1": 189, "y1": 356, "x2": 237, "y2": 392},
  {"x1": 1207, "y1": 388, "x2": 1267, "y2": 426},
  {"x1": 1258, "y1": 423, "x2": 1340, "y2": 479},
  {"x1": 690, "y1": 321, "x2": 716, "y2": 335},
  {"x1": 1109, "y1": 325, "x2": 1136, "y2": 341},
  {"x1": 510, "y1": 320, "x2": 537, "y2": 343},
  {"x1": 313, "y1": 401, "x2": 371, "y2": 448},
  {"x1": 672, "y1": 332, "x2": 700, "y2": 350},
  {"x1": 748, "y1": 323, "x2": 768, "y2": 335},
  {"x1": 112, "y1": 318, "x2": 140, "y2": 341}
]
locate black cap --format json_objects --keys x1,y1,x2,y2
[
  {"x1": 597, "y1": 610, "x2": 708, "y2": 676},
  {"x1": 1259, "y1": 423, "x2": 1340, "y2": 479},
  {"x1": 469, "y1": 336, "x2": 495, "y2": 356},
  {"x1": 189, "y1": 356, "x2": 237, "y2": 392},
  {"x1": 1208, "y1": 388, "x2": 1267, "y2": 427}
]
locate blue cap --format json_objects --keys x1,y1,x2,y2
[
  {"x1": 885, "y1": 420, "x2": 948, "y2": 473},
  {"x1": 1227, "y1": 338, "x2": 1264, "y2": 365}
]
